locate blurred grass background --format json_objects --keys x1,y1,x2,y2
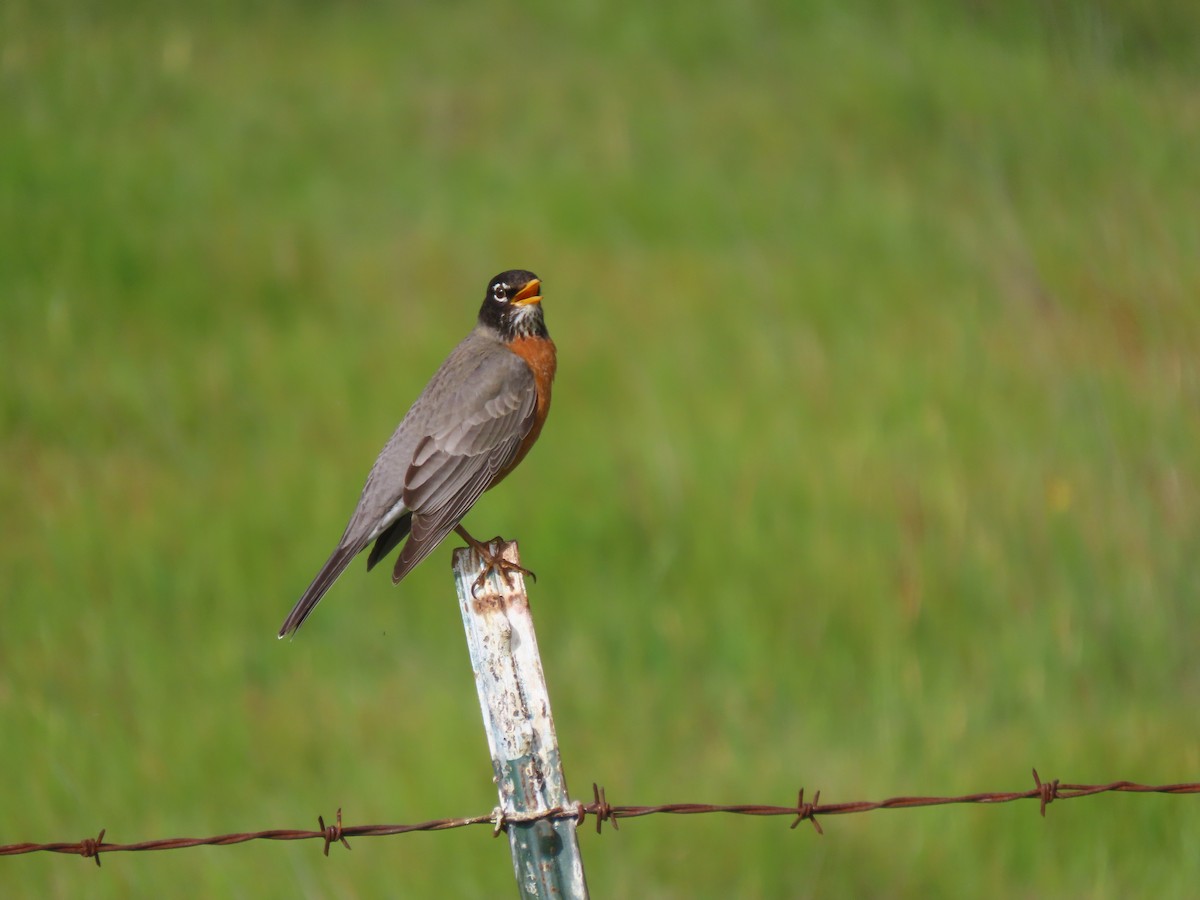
[{"x1": 3, "y1": 0, "x2": 1199, "y2": 896}]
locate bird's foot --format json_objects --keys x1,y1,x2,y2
[{"x1": 454, "y1": 526, "x2": 537, "y2": 594}]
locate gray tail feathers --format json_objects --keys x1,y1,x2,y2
[
  {"x1": 279, "y1": 512, "x2": 415, "y2": 638},
  {"x1": 366, "y1": 511, "x2": 413, "y2": 571},
  {"x1": 278, "y1": 541, "x2": 364, "y2": 638}
]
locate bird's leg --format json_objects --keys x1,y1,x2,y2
[{"x1": 454, "y1": 524, "x2": 537, "y2": 593}]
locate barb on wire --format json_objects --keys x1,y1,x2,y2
[
  {"x1": 790, "y1": 788, "x2": 822, "y2": 834},
  {"x1": 318, "y1": 808, "x2": 350, "y2": 856},
  {"x1": 2, "y1": 772, "x2": 1197, "y2": 863},
  {"x1": 81, "y1": 829, "x2": 105, "y2": 868},
  {"x1": 590, "y1": 783, "x2": 618, "y2": 834},
  {"x1": 1033, "y1": 769, "x2": 1060, "y2": 817}
]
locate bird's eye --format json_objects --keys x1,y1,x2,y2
[{"x1": 492, "y1": 283, "x2": 508, "y2": 302}]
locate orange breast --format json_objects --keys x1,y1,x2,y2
[{"x1": 495, "y1": 335, "x2": 557, "y2": 484}]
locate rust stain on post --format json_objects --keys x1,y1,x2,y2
[{"x1": 471, "y1": 592, "x2": 507, "y2": 615}]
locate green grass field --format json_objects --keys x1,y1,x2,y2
[{"x1": 3, "y1": 1, "x2": 1198, "y2": 896}]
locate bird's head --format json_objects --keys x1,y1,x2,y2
[{"x1": 478, "y1": 270, "x2": 548, "y2": 341}]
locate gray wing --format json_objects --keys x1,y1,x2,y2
[{"x1": 389, "y1": 349, "x2": 537, "y2": 583}]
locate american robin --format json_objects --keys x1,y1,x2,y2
[{"x1": 278, "y1": 269, "x2": 555, "y2": 637}]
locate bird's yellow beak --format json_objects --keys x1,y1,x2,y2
[{"x1": 512, "y1": 279, "x2": 542, "y2": 306}]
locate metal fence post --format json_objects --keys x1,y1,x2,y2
[{"x1": 453, "y1": 540, "x2": 589, "y2": 899}]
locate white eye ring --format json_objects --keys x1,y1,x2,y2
[{"x1": 492, "y1": 282, "x2": 508, "y2": 302}]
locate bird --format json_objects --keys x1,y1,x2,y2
[{"x1": 278, "y1": 269, "x2": 555, "y2": 638}]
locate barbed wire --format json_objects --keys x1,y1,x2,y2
[{"x1": 2, "y1": 770, "x2": 1196, "y2": 867}]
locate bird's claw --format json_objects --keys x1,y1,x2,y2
[
  {"x1": 470, "y1": 545, "x2": 536, "y2": 595},
  {"x1": 454, "y1": 526, "x2": 536, "y2": 595}
]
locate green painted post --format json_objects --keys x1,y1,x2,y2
[{"x1": 453, "y1": 540, "x2": 589, "y2": 899}]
